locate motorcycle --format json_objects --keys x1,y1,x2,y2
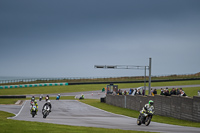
[
  {"x1": 45, "y1": 96, "x2": 49, "y2": 102},
  {"x1": 39, "y1": 95, "x2": 43, "y2": 101},
  {"x1": 137, "y1": 110, "x2": 153, "y2": 126},
  {"x1": 79, "y1": 95, "x2": 84, "y2": 100},
  {"x1": 42, "y1": 104, "x2": 50, "y2": 118},
  {"x1": 56, "y1": 94, "x2": 60, "y2": 100},
  {"x1": 31, "y1": 105, "x2": 37, "y2": 118}
]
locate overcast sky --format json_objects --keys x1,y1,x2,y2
[{"x1": 0, "y1": 0, "x2": 200, "y2": 78}]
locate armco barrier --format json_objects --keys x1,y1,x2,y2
[
  {"x1": 0, "y1": 83, "x2": 68, "y2": 89},
  {"x1": 106, "y1": 94, "x2": 200, "y2": 122},
  {"x1": 0, "y1": 95, "x2": 26, "y2": 98}
]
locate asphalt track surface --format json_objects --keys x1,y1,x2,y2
[{"x1": 0, "y1": 85, "x2": 200, "y2": 133}]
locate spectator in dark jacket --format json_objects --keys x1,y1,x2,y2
[
  {"x1": 166, "y1": 87, "x2": 169, "y2": 93},
  {"x1": 135, "y1": 89, "x2": 141, "y2": 95},
  {"x1": 153, "y1": 89, "x2": 157, "y2": 95},
  {"x1": 180, "y1": 89, "x2": 187, "y2": 96},
  {"x1": 170, "y1": 88, "x2": 176, "y2": 95},
  {"x1": 176, "y1": 88, "x2": 180, "y2": 95},
  {"x1": 163, "y1": 89, "x2": 170, "y2": 96},
  {"x1": 160, "y1": 88, "x2": 164, "y2": 95}
]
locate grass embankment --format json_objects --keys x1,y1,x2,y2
[
  {"x1": 0, "y1": 111, "x2": 152, "y2": 133},
  {"x1": 0, "y1": 80, "x2": 200, "y2": 95}
]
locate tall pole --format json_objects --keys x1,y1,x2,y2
[
  {"x1": 148, "y1": 58, "x2": 152, "y2": 95},
  {"x1": 144, "y1": 66, "x2": 146, "y2": 95}
]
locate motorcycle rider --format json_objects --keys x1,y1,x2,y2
[
  {"x1": 30, "y1": 96, "x2": 35, "y2": 105},
  {"x1": 43, "y1": 100, "x2": 52, "y2": 112},
  {"x1": 31, "y1": 96, "x2": 35, "y2": 101},
  {"x1": 79, "y1": 94, "x2": 84, "y2": 100},
  {"x1": 140, "y1": 100, "x2": 154, "y2": 123},
  {"x1": 56, "y1": 94, "x2": 60, "y2": 100},
  {"x1": 39, "y1": 94, "x2": 43, "y2": 101},
  {"x1": 45, "y1": 95, "x2": 49, "y2": 101},
  {"x1": 30, "y1": 100, "x2": 38, "y2": 115}
]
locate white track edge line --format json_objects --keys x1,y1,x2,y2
[{"x1": 7, "y1": 100, "x2": 27, "y2": 119}]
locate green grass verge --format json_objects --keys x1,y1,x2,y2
[
  {"x1": 0, "y1": 111, "x2": 153, "y2": 133},
  {"x1": 81, "y1": 99, "x2": 200, "y2": 128},
  {"x1": 0, "y1": 80, "x2": 199, "y2": 95}
]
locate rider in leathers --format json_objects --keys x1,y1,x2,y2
[
  {"x1": 43, "y1": 100, "x2": 52, "y2": 112},
  {"x1": 140, "y1": 100, "x2": 154, "y2": 123},
  {"x1": 30, "y1": 100, "x2": 38, "y2": 115}
]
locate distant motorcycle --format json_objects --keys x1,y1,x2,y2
[
  {"x1": 31, "y1": 105, "x2": 37, "y2": 118},
  {"x1": 137, "y1": 110, "x2": 153, "y2": 126},
  {"x1": 79, "y1": 94, "x2": 84, "y2": 100},
  {"x1": 39, "y1": 95, "x2": 43, "y2": 101},
  {"x1": 56, "y1": 94, "x2": 60, "y2": 100},
  {"x1": 45, "y1": 95, "x2": 49, "y2": 102},
  {"x1": 42, "y1": 104, "x2": 50, "y2": 118}
]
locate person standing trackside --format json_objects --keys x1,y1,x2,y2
[{"x1": 170, "y1": 88, "x2": 176, "y2": 95}]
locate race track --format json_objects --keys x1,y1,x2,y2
[{"x1": 4, "y1": 100, "x2": 200, "y2": 133}]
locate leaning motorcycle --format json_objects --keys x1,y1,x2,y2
[
  {"x1": 137, "y1": 110, "x2": 153, "y2": 126},
  {"x1": 42, "y1": 105, "x2": 50, "y2": 118},
  {"x1": 31, "y1": 105, "x2": 37, "y2": 118}
]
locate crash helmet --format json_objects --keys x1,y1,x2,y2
[
  {"x1": 149, "y1": 100, "x2": 154, "y2": 106},
  {"x1": 31, "y1": 96, "x2": 35, "y2": 100},
  {"x1": 34, "y1": 100, "x2": 37, "y2": 104}
]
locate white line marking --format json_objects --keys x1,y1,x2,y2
[{"x1": 8, "y1": 100, "x2": 27, "y2": 119}]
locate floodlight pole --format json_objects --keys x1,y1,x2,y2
[
  {"x1": 149, "y1": 58, "x2": 152, "y2": 95},
  {"x1": 144, "y1": 66, "x2": 146, "y2": 95}
]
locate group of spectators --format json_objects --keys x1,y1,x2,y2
[
  {"x1": 113, "y1": 87, "x2": 187, "y2": 97},
  {"x1": 158, "y1": 87, "x2": 187, "y2": 97},
  {"x1": 115, "y1": 88, "x2": 145, "y2": 96}
]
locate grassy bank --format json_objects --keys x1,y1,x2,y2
[{"x1": 0, "y1": 80, "x2": 199, "y2": 95}]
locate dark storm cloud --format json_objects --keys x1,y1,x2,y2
[
  {"x1": 0, "y1": 0, "x2": 200, "y2": 77},
  {"x1": 1, "y1": 0, "x2": 200, "y2": 31}
]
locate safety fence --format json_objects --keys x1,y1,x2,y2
[
  {"x1": 0, "y1": 83, "x2": 68, "y2": 89},
  {"x1": 106, "y1": 94, "x2": 200, "y2": 122}
]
